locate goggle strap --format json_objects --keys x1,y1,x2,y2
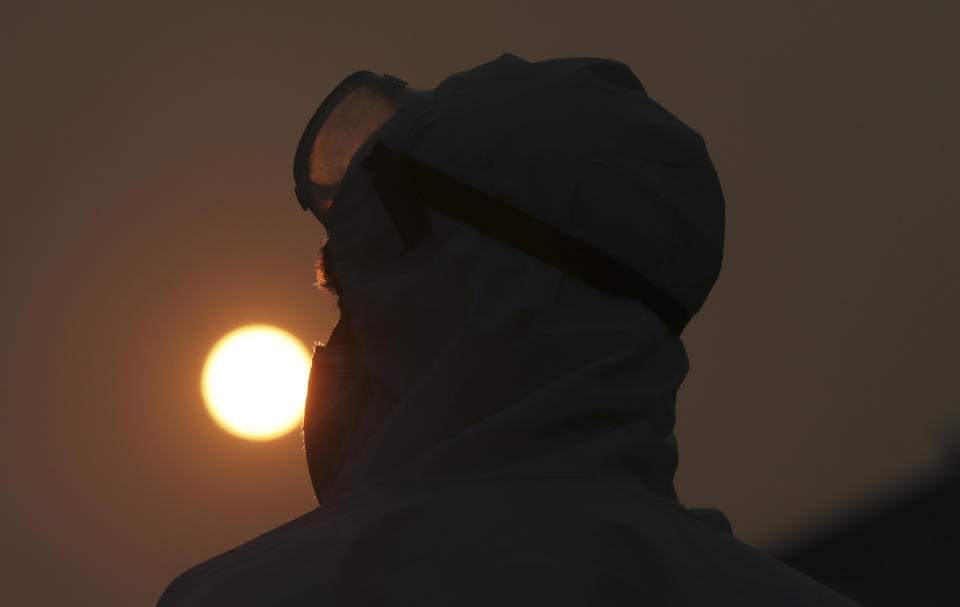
[{"x1": 361, "y1": 141, "x2": 690, "y2": 336}]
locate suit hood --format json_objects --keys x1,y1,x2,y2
[{"x1": 302, "y1": 53, "x2": 726, "y2": 507}]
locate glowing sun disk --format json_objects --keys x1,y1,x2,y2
[{"x1": 201, "y1": 325, "x2": 311, "y2": 440}]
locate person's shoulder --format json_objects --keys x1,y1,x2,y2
[
  {"x1": 154, "y1": 507, "x2": 332, "y2": 606},
  {"x1": 155, "y1": 564, "x2": 203, "y2": 607},
  {"x1": 359, "y1": 480, "x2": 865, "y2": 607}
]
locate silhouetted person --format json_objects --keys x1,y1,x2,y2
[{"x1": 158, "y1": 53, "x2": 863, "y2": 606}]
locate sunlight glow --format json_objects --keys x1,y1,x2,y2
[{"x1": 201, "y1": 325, "x2": 311, "y2": 441}]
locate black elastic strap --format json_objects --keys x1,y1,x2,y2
[{"x1": 360, "y1": 141, "x2": 690, "y2": 336}]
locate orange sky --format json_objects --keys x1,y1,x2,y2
[{"x1": 2, "y1": 1, "x2": 958, "y2": 604}]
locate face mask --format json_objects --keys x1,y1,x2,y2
[{"x1": 299, "y1": 159, "x2": 477, "y2": 501}]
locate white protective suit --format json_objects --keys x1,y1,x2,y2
[{"x1": 157, "y1": 53, "x2": 864, "y2": 606}]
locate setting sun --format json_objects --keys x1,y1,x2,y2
[{"x1": 201, "y1": 325, "x2": 312, "y2": 441}]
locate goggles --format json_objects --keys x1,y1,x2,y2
[{"x1": 293, "y1": 71, "x2": 430, "y2": 224}]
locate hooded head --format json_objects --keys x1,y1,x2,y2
[{"x1": 297, "y1": 53, "x2": 725, "y2": 506}]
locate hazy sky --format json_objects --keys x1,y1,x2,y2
[{"x1": 2, "y1": 1, "x2": 957, "y2": 604}]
